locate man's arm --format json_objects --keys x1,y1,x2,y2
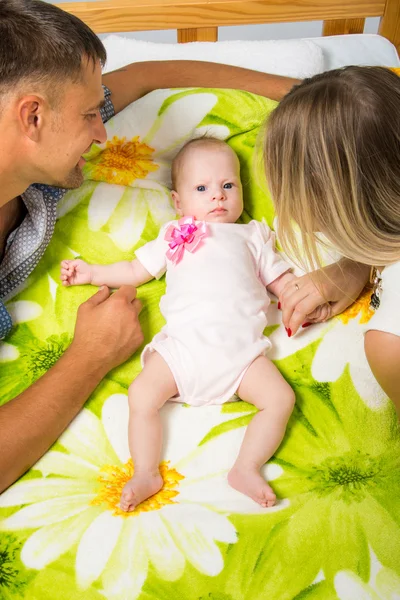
[
  {"x1": 0, "y1": 285, "x2": 144, "y2": 493},
  {"x1": 103, "y1": 60, "x2": 300, "y2": 115}
]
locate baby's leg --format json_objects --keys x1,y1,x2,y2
[
  {"x1": 120, "y1": 351, "x2": 177, "y2": 512},
  {"x1": 228, "y1": 355, "x2": 295, "y2": 507}
]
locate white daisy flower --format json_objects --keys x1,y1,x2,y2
[
  {"x1": 268, "y1": 281, "x2": 388, "y2": 410},
  {"x1": 0, "y1": 395, "x2": 284, "y2": 599},
  {"x1": 335, "y1": 566, "x2": 400, "y2": 600},
  {"x1": 58, "y1": 89, "x2": 230, "y2": 252}
]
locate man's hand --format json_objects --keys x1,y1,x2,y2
[
  {"x1": 61, "y1": 259, "x2": 93, "y2": 286},
  {"x1": 0, "y1": 285, "x2": 144, "y2": 492},
  {"x1": 279, "y1": 259, "x2": 370, "y2": 335},
  {"x1": 71, "y1": 285, "x2": 144, "y2": 372}
]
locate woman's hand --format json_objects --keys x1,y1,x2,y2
[{"x1": 279, "y1": 258, "x2": 370, "y2": 335}]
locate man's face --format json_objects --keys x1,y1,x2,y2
[{"x1": 38, "y1": 59, "x2": 107, "y2": 189}]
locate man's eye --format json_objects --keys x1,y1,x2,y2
[
  {"x1": 84, "y1": 113, "x2": 97, "y2": 121},
  {"x1": 224, "y1": 183, "x2": 233, "y2": 189},
  {"x1": 196, "y1": 185, "x2": 206, "y2": 192}
]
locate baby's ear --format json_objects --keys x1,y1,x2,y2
[{"x1": 171, "y1": 191, "x2": 182, "y2": 215}]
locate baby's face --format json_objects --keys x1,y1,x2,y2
[{"x1": 172, "y1": 145, "x2": 243, "y2": 223}]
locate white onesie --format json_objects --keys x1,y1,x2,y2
[{"x1": 135, "y1": 219, "x2": 290, "y2": 406}]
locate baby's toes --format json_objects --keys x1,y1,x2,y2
[
  {"x1": 263, "y1": 490, "x2": 276, "y2": 508},
  {"x1": 121, "y1": 487, "x2": 134, "y2": 503}
]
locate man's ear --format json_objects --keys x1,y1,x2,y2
[
  {"x1": 171, "y1": 190, "x2": 183, "y2": 215},
  {"x1": 18, "y1": 96, "x2": 46, "y2": 142}
]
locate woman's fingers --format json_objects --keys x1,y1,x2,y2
[{"x1": 280, "y1": 278, "x2": 325, "y2": 334}]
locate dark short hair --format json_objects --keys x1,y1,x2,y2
[{"x1": 0, "y1": 0, "x2": 106, "y2": 94}]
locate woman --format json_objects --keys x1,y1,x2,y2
[{"x1": 266, "y1": 66, "x2": 400, "y2": 418}]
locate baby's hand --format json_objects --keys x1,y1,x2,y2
[
  {"x1": 304, "y1": 302, "x2": 332, "y2": 324},
  {"x1": 60, "y1": 259, "x2": 93, "y2": 286}
]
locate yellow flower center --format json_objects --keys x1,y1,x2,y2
[
  {"x1": 91, "y1": 459, "x2": 184, "y2": 518},
  {"x1": 86, "y1": 136, "x2": 159, "y2": 186},
  {"x1": 338, "y1": 288, "x2": 374, "y2": 325}
]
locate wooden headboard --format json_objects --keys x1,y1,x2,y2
[{"x1": 56, "y1": 0, "x2": 400, "y2": 54}]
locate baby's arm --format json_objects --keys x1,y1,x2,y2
[
  {"x1": 60, "y1": 258, "x2": 154, "y2": 288},
  {"x1": 266, "y1": 271, "x2": 295, "y2": 299},
  {"x1": 256, "y1": 221, "x2": 331, "y2": 328}
]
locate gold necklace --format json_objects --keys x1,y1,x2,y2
[{"x1": 369, "y1": 266, "x2": 383, "y2": 311}]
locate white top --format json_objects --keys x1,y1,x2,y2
[{"x1": 366, "y1": 262, "x2": 400, "y2": 337}]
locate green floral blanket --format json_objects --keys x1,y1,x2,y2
[{"x1": 0, "y1": 88, "x2": 399, "y2": 600}]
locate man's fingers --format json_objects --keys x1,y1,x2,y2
[
  {"x1": 84, "y1": 286, "x2": 141, "y2": 312},
  {"x1": 113, "y1": 285, "x2": 137, "y2": 303},
  {"x1": 86, "y1": 286, "x2": 110, "y2": 305},
  {"x1": 132, "y1": 298, "x2": 143, "y2": 315}
]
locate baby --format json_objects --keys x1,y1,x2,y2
[{"x1": 61, "y1": 138, "x2": 298, "y2": 510}]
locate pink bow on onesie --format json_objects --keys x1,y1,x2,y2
[{"x1": 165, "y1": 216, "x2": 208, "y2": 265}]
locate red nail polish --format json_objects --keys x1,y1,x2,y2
[
  {"x1": 277, "y1": 302, "x2": 281, "y2": 310},
  {"x1": 302, "y1": 322, "x2": 312, "y2": 328},
  {"x1": 286, "y1": 328, "x2": 292, "y2": 337}
]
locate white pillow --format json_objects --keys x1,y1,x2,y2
[
  {"x1": 310, "y1": 34, "x2": 400, "y2": 70},
  {"x1": 102, "y1": 35, "x2": 324, "y2": 79}
]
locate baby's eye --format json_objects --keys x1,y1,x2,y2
[
  {"x1": 223, "y1": 183, "x2": 233, "y2": 189},
  {"x1": 196, "y1": 185, "x2": 206, "y2": 192}
]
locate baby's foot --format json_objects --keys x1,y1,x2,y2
[
  {"x1": 228, "y1": 466, "x2": 276, "y2": 508},
  {"x1": 120, "y1": 471, "x2": 163, "y2": 512}
]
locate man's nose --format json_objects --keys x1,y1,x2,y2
[{"x1": 93, "y1": 114, "x2": 107, "y2": 144}]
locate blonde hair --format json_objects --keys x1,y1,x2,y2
[
  {"x1": 171, "y1": 137, "x2": 236, "y2": 190},
  {"x1": 264, "y1": 66, "x2": 400, "y2": 269}
]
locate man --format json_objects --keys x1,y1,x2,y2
[{"x1": 0, "y1": 0, "x2": 298, "y2": 492}]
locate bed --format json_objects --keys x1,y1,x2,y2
[{"x1": 0, "y1": 2, "x2": 400, "y2": 600}]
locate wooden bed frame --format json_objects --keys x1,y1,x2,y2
[{"x1": 57, "y1": 0, "x2": 400, "y2": 54}]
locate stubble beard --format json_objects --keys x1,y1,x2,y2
[{"x1": 54, "y1": 165, "x2": 84, "y2": 190}]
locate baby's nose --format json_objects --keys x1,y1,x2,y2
[{"x1": 213, "y1": 189, "x2": 225, "y2": 200}]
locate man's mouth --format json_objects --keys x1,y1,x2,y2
[{"x1": 78, "y1": 146, "x2": 92, "y2": 168}]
